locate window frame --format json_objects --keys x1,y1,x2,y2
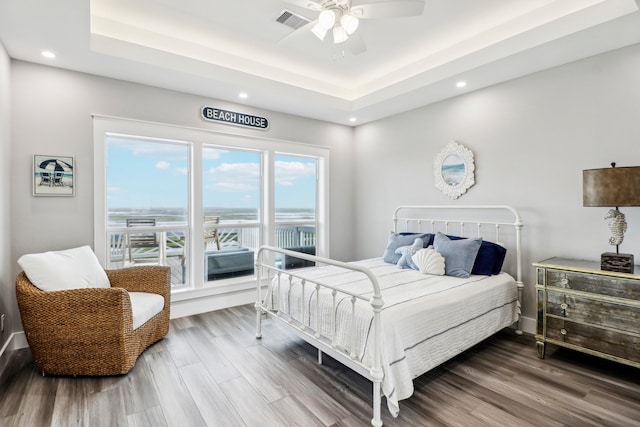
[{"x1": 93, "y1": 116, "x2": 330, "y2": 291}]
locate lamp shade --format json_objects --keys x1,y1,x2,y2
[
  {"x1": 341, "y1": 14, "x2": 359, "y2": 35},
  {"x1": 311, "y1": 22, "x2": 328, "y2": 40},
  {"x1": 333, "y1": 25, "x2": 348, "y2": 44},
  {"x1": 319, "y1": 10, "x2": 336, "y2": 29},
  {"x1": 583, "y1": 166, "x2": 640, "y2": 207}
]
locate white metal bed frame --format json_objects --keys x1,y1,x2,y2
[{"x1": 255, "y1": 205, "x2": 524, "y2": 427}]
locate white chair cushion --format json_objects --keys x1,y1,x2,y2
[
  {"x1": 17, "y1": 245, "x2": 110, "y2": 291},
  {"x1": 129, "y1": 292, "x2": 165, "y2": 330}
]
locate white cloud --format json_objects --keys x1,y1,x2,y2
[
  {"x1": 203, "y1": 160, "x2": 315, "y2": 193},
  {"x1": 203, "y1": 148, "x2": 227, "y2": 160},
  {"x1": 108, "y1": 137, "x2": 187, "y2": 160},
  {"x1": 208, "y1": 182, "x2": 256, "y2": 192},
  {"x1": 155, "y1": 161, "x2": 171, "y2": 170},
  {"x1": 275, "y1": 160, "x2": 315, "y2": 186},
  {"x1": 204, "y1": 162, "x2": 260, "y2": 192}
]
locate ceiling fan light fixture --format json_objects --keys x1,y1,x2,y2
[
  {"x1": 340, "y1": 14, "x2": 359, "y2": 35},
  {"x1": 311, "y1": 22, "x2": 328, "y2": 40},
  {"x1": 318, "y1": 9, "x2": 336, "y2": 29},
  {"x1": 333, "y1": 25, "x2": 348, "y2": 44}
]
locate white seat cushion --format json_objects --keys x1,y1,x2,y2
[
  {"x1": 129, "y1": 292, "x2": 165, "y2": 330},
  {"x1": 17, "y1": 245, "x2": 110, "y2": 291}
]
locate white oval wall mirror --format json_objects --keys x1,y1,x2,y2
[{"x1": 433, "y1": 140, "x2": 475, "y2": 199}]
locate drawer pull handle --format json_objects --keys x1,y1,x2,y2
[
  {"x1": 560, "y1": 303, "x2": 568, "y2": 310},
  {"x1": 560, "y1": 328, "x2": 567, "y2": 336},
  {"x1": 560, "y1": 278, "x2": 569, "y2": 285}
]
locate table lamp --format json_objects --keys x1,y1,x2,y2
[{"x1": 583, "y1": 163, "x2": 640, "y2": 273}]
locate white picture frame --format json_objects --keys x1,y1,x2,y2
[
  {"x1": 33, "y1": 155, "x2": 75, "y2": 196},
  {"x1": 433, "y1": 140, "x2": 475, "y2": 199}
]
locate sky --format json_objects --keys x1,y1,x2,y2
[{"x1": 106, "y1": 136, "x2": 317, "y2": 211}]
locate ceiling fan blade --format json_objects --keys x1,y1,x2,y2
[
  {"x1": 284, "y1": 0, "x2": 322, "y2": 12},
  {"x1": 346, "y1": 31, "x2": 367, "y2": 55},
  {"x1": 351, "y1": 0, "x2": 425, "y2": 19}
]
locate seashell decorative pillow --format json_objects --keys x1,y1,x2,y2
[{"x1": 411, "y1": 248, "x2": 445, "y2": 275}]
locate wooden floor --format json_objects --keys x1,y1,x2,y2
[{"x1": 1, "y1": 304, "x2": 639, "y2": 427}]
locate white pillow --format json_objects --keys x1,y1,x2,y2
[
  {"x1": 18, "y1": 245, "x2": 110, "y2": 291},
  {"x1": 412, "y1": 248, "x2": 446, "y2": 275}
]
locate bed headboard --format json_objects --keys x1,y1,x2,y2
[{"x1": 392, "y1": 205, "x2": 524, "y2": 290}]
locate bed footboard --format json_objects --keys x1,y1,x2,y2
[{"x1": 255, "y1": 246, "x2": 385, "y2": 427}]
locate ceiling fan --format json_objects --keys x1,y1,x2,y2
[{"x1": 283, "y1": 0, "x2": 425, "y2": 55}]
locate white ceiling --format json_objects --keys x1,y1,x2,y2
[{"x1": 1, "y1": 0, "x2": 640, "y2": 126}]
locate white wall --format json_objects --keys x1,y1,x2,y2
[
  {"x1": 0, "y1": 42, "x2": 13, "y2": 367},
  {"x1": 5, "y1": 41, "x2": 640, "y2": 341},
  {"x1": 353, "y1": 42, "x2": 640, "y2": 325},
  {"x1": 8, "y1": 60, "x2": 355, "y2": 326}
]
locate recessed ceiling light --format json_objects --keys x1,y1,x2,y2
[
  {"x1": 349, "y1": 117, "x2": 356, "y2": 123},
  {"x1": 456, "y1": 81, "x2": 467, "y2": 88},
  {"x1": 41, "y1": 50, "x2": 56, "y2": 59},
  {"x1": 238, "y1": 92, "x2": 248, "y2": 99}
]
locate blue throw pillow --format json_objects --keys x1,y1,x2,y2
[
  {"x1": 395, "y1": 238, "x2": 424, "y2": 270},
  {"x1": 399, "y1": 232, "x2": 435, "y2": 246},
  {"x1": 433, "y1": 232, "x2": 482, "y2": 278},
  {"x1": 382, "y1": 232, "x2": 433, "y2": 264},
  {"x1": 445, "y1": 235, "x2": 507, "y2": 275}
]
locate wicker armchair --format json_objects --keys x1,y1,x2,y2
[{"x1": 16, "y1": 265, "x2": 171, "y2": 376}]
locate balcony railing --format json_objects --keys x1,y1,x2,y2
[
  {"x1": 107, "y1": 225, "x2": 189, "y2": 288},
  {"x1": 107, "y1": 222, "x2": 316, "y2": 287},
  {"x1": 275, "y1": 224, "x2": 316, "y2": 248}
]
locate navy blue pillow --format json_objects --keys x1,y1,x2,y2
[
  {"x1": 399, "y1": 232, "x2": 435, "y2": 246},
  {"x1": 446, "y1": 235, "x2": 507, "y2": 275}
]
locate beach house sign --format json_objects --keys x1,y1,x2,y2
[{"x1": 201, "y1": 106, "x2": 269, "y2": 130}]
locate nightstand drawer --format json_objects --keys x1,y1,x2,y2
[
  {"x1": 545, "y1": 317, "x2": 640, "y2": 364},
  {"x1": 546, "y1": 291, "x2": 640, "y2": 331},
  {"x1": 546, "y1": 269, "x2": 640, "y2": 300}
]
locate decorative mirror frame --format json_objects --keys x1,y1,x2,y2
[{"x1": 433, "y1": 140, "x2": 475, "y2": 199}]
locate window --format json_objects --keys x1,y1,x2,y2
[
  {"x1": 104, "y1": 134, "x2": 190, "y2": 289},
  {"x1": 274, "y1": 154, "x2": 317, "y2": 269},
  {"x1": 202, "y1": 147, "x2": 261, "y2": 282},
  {"x1": 93, "y1": 117, "x2": 329, "y2": 292}
]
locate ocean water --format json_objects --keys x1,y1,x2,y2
[
  {"x1": 441, "y1": 163, "x2": 466, "y2": 186},
  {"x1": 108, "y1": 207, "x2": 315, "y2": 227}
]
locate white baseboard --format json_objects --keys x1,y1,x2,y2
[
  {"x1": 520, "y1": 315, "x2": 535, "y2": 335},
  {"x1": 170, "y1": 286, "x2": 257, "y2": 319}
]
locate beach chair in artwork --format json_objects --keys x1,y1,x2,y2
[
  {"x1": 39, "y1": 172, "x2": 52, "y2": 186},
  {"x1": 124, "y1": 218, "x2": 160, "y2": 265},
  {"x1": 204, "y1": 216, "x2": 221, "y2": 250},
  {"x1": 53, "y1": 172, "x2": 64, "y2": 186}
]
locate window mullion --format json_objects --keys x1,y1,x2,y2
[
  {"x1": 192, "y1": 142, "x2": 204, "y2": 288},
  {"x1": 263, "y1": 150, "x2": 275, "y2": 248}
]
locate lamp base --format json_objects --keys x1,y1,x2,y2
[{"x1": 601, "y1": 252, "x2": 634, "y2": 273}]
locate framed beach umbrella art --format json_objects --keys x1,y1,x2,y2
[{"x1": 33, "y1": 155, "x2": 75, "y2": 196}]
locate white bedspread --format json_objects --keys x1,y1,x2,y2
[{"x1": 265, "y1": 258, "x2": 519, "y2": 416}]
